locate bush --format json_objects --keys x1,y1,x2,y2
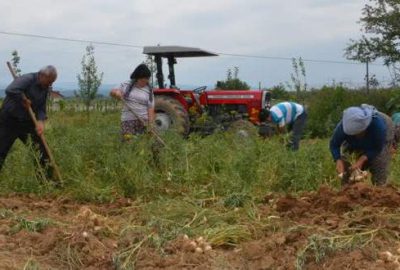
[
  {"x1": 216, "y1": 78, "x2": 250, "y2": 90},
  {"x1": 306, "y1": 86, "x2": 396, "y2": 137},
  {"x1": 215, "y1": 67, "x2": 250, "y2": 90},
  {"x1": 269, "y1": 84, "x2": 291, "y2": 100}
]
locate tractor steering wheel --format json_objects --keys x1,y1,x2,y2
[{"x1": 193, "y1": 86, "x2": 207, "y2": 94}]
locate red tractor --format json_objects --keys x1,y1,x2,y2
[{"x1": 145, "y1": 46, "x2": 272, "y2": 136}]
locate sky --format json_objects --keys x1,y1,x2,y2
[{"x1": 0, "y1": 0, "x2": 392, "y2": 90}]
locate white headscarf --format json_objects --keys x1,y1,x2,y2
[{"x1": 342, "y1": 104, "x2": 377, "y2": 135}]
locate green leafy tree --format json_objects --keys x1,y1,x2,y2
[
  {"x1": 216, "y1": 67, "x2": 250, "y2": 90},
  {"x1": 345, "y1": 0, "x2": 400, "y2": 86},
  {"x1": 11, "y1": 50, "x2": 21, "y2": 76},
  {"x1": 345, "y1": 36, "x2": 379, "y2": 92},
  {"x1": 345, "y1": 36, "x2": 376, "y2": 64},
  {"x1": 77, "y1": 45, "x2": 103, "y2": 115}
]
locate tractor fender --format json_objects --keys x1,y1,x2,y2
[{"x1": 153, "y1": 89, "x2": 189, "y2": 110}]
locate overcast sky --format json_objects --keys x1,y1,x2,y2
[{"x1": 0, "y1": 0, "x2": 391, "y2": 89}]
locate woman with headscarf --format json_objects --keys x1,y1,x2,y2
[
  {"x1": 110, "y1": 64, "x2": 154, "y2": 142},
  {"x1": 330, "y1": 104, "x2": 394, "y2": 186}
]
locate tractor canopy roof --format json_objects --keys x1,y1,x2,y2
[{"x1": 143, "y1": 46, "x2": 218, "y2": 58}]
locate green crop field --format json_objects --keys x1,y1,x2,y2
[
  {"x1": 0, "y1": 111, "x2": 349, "y2": 199},
  {"x1": 1, "y1": 109, "x2": 400, "y2": 269}
]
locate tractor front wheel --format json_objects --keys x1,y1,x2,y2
[{"x1": 154, "y1": 96, "x2": 190, "y2": 136}]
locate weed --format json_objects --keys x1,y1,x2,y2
[
  {"x1": 11, "y1": 217, "x2": 53, "y2": 234},
  {"x1": 223, "y1": 194, "x2": 251, "y2": 208},
  {"x1": 296, "y1": 228, "x2": 380, "y2": 270}
]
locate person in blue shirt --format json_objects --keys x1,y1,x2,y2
[
  {"x1": 330, "y1": 104, "x2": 394, "y2": 186},
  {"x1": 263, "y1": 102, "x2": 307, "y2": 151}
]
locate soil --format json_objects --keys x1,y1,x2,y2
[{"x1": 2, "y1": 182, "x2": 400, "y2": 269}]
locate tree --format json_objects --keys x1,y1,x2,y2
[
  {"x1": 77, "y1": 45, "x2": 103, "y2": 115},
  {"x1": 388, "y1": 63, "x2": 400, "y2": 86},
  {"x1": 269, "y1": 84, "x2": 290, "y2": 100},
  {"x1": 345, "y1": 36, "x2": 378, "y2": 92},
  {"x1": 215, "y1": 67, "x2": 250, "y2": 90},
  {"x1": 345, "y1": 36, "x2": 376, "y2": 63},
  {"x1": 345, "y1": 0, "x2": 400, "y2": 86},
  {"x1": 11, "y1": 50, "x2": 21, "y2": 76},
  {"x1": 287, "y1": 57, "x2": 307, "y2": 102},
  {"x1": 369, "y1": 74, "x2": 380, "y2": 89}
]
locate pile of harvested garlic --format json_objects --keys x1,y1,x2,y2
[
  {"x1": 183, "y1": 235, "x2": 212, "y2": 253},
  {"x1": 338, "y1": 169, "x2": 368, "y2": 182}
]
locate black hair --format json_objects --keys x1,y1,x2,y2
[
  {"x1": 259, "y1": 109, "x2": 271, "y2": 122},
  {"x1": 130, "y1": 64, "x2": 151, "y2": 81},
  {"x1": 124, "y1": 64, "x2": 153, "y2": 100}
]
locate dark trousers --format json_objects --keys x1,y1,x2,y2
[
  {"x1": 0, "y1": 116, "x2": 50, "y2": 178},
  {"x1": 287, "y1": 111, "x2": 308, "y2": 151}
]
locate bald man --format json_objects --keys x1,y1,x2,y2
[{"x1": 0, "y1": 66, "x2": 57, "y2": 179}]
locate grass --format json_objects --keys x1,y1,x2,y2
[
  {"x1": 1, "y1": 109, "x2": 400, "y2": 201},
  {"x1": 0, "y1": 111, "x2": 349, "y2": 201}
]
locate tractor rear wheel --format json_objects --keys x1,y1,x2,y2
[{"x1": 154, "y1": 96, "x2": 190, "y2": 136}]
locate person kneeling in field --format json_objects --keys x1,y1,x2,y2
[
  {"x1": 330, "y1": 104, "x2": 395, "y2": 186},
  {"x1": 110, "y1": 64, "x2": 154, "y2": 142},
  {"x1": 263, "y1": 101, "x2": 307, "y2": 151},
  {"x1": 0, "y1": 66, "x2": 57, "y2": 179}
]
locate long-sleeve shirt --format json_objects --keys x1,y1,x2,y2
[
  {"x1": 1, "y1": 73, "x2": 48, "y2": 121},
  {"x1": 330, "y1": 114, "x2": 387, "y2": 161}
]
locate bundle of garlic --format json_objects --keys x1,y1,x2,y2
[
  {"x1": 182, "y1": 235, "x2": 212, "y2": 253},
  {"x1": 351, "y1": 169, "x2": 368, "y2": 182},
  {"x1": 338, "y1": 169, "x2": 368, "y2": 182}
]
